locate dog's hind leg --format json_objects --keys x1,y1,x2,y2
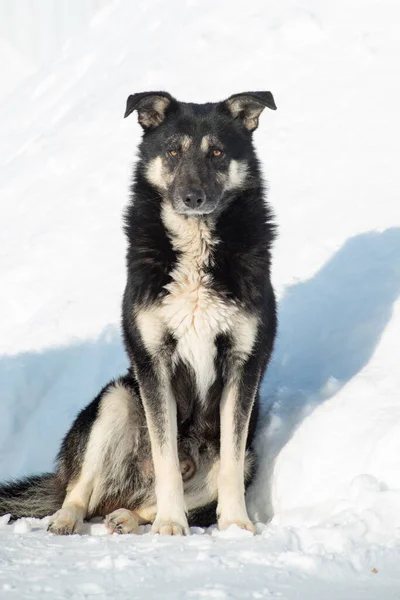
[
  {"x1": 47, "y1": 397, "x2": 103, "y2": 535},
  {"x1": 48, "y1": 378, "x2": 144, "y2": 535},
  {"x1": 47, "y1": 398, "x2": 108, "y2": 535}
]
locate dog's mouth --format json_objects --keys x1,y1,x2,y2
[{"x1": 175, "y1": 205, "x2": 218, "y2": 217}]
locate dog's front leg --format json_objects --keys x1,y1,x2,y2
[
  {"x1": 217, "y1": 357, "x2": 260, "y2": 533},
  {"x1": 136, "y1": 362, "x2": 189, "y2": 535}
]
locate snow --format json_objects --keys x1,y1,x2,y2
[
  {"x1": 2, "y1": 517, "x2": 400, "y2": 600},
  {"x1": 1, "y1": 0, "x2": 400, "y2": 597}
]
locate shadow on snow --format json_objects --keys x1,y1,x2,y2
[
  {"x1": 249, "y1": 227, "x2": 400, "y2": 520},
  {"x1": 0, "y1": 326, "x2": 128, "y2": 479}
]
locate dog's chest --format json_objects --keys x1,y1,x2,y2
[
  {"x1": 137, "y1": 205, "x2": 257, "y2": 400},
  {"x1": 161, "y1": 217, "x2": 238, "y2": 399},
  {"x1": 163, "y1": 261, "x2": 237, "y2": 397}
]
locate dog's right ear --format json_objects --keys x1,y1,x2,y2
[
  {"x1": 124, "y1": 91, "x2": 175, "y2": 130},
  {"x1": 220, "y1": 91, "x2": 277, "y2": 132}
]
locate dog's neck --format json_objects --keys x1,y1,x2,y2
[{"x1": 160, "y1": 200, "x2": 217, "y2": 270}]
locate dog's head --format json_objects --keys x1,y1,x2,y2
[{"x1": 124, "y1": 91, "x2": 276, "y2": 216}]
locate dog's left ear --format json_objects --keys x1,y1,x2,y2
[
  {"x1": 124, "y1": 91, "x2": 175, "y2": 129},
  {"x1": 220, "y1": 91, "x2": 277, "y2": 132}
]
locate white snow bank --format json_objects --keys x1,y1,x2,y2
[
  {"x1": 1, "y1": 0, "x2": 400, "y2": 597},
  {"x1": 247, "y1": 230, "x2": 400, "y2": 522}
]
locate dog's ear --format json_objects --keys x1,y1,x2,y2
[
  {"x1": 220, "y1": 91, "x2": 277, "y2": 132},
  {"x1": 124, "y1": 91, "x2": 175, "y2": 129}
]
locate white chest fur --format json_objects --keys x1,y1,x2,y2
[{"x1": 137, "y1": 202, "x2": 257, "y2": 400}]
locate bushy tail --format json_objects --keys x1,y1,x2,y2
[{"x1": 0, "y1": 473, "x2": 64, "y2": 519}]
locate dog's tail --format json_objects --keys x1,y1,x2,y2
[{"x1": 0, "y1": 473, "x2": 64, "y2": 520}]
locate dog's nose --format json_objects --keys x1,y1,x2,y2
[{"x1": 183, "y1": 189, "x2": 206, "y2": 210}]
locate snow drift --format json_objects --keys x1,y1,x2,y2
[{"x1": 1, "y1": 0, "x2": 400, "y2": 597}]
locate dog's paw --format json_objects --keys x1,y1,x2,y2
[
  {"x1": 47, "y1": 508, "x2": 83, "y2": 535},
  {"x1": 218, "y1": 517, "x2": 256, "y2": 534},
  {"x1": 151, "y1": 515, "x2": 189, "y2": 536},
  {"x1": 105, "y1": 509, "x2": 140, "y2": 535}
]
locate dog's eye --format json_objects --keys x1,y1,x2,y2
[
  {"x1": 169, "y1": 149, "x2": 178, "y2": 157},
  {"x1": 211, "y1": 149, "x2": 223, "y2": 158}
]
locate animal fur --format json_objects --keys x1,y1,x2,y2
[{"x1": 0, "y1": 91, "x2": 277, "y2": 535}]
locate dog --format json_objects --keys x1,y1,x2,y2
[{"x1": 0, "y1": 91, "x2": 277, "y2": 535}]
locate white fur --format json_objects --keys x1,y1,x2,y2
[
  {"x1": 136, "y1": 309, "x2": 165, "y2": 355},
  {"x1": 146, "y1": 156, "x2": 172, "y2": 191},
  {"x1": 181, "y1": 135, "x2": 192, "y2": 151},
  {"x1": 48, "y1": 506, "x2": 85, "y2": 534},
  {"x1": 139, "y1": 201, "x2": 256, "y2": 401},
  {"x1": 225, "y1": 159, "x2": 249, "y2": 191},
  {"x1": 200, "y1": 134, "x2": 220, "y2": 153},
  {"x1": 200, "y1": 135, "x2": 211, "y2": 152},
  {"x1": 217, "y1": 381, "x2": 255, "y2": 532},
  {"x1": 105, "y1": 508, "x2": 140, "y2": 534},
  {"x1": 141, "y1": 373, "x2": 189, "y2": 535},
  {"x1": 158, "y1": 204, "x2": 221, "y2": 400},
  {"x1": 232, "y1": 313, "x2": 258, "y2": 360}
]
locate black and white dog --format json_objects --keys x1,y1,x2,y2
[{"x1": 0, "y1": 91, "x2": 277, "y2": 535}]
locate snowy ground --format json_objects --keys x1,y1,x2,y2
[
  {"x1": 1, "y1": 0, "x2": 400, "y2": 598},
  {"x1": 2, "y1": 514, "x2": 400, "y2": 600}
]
